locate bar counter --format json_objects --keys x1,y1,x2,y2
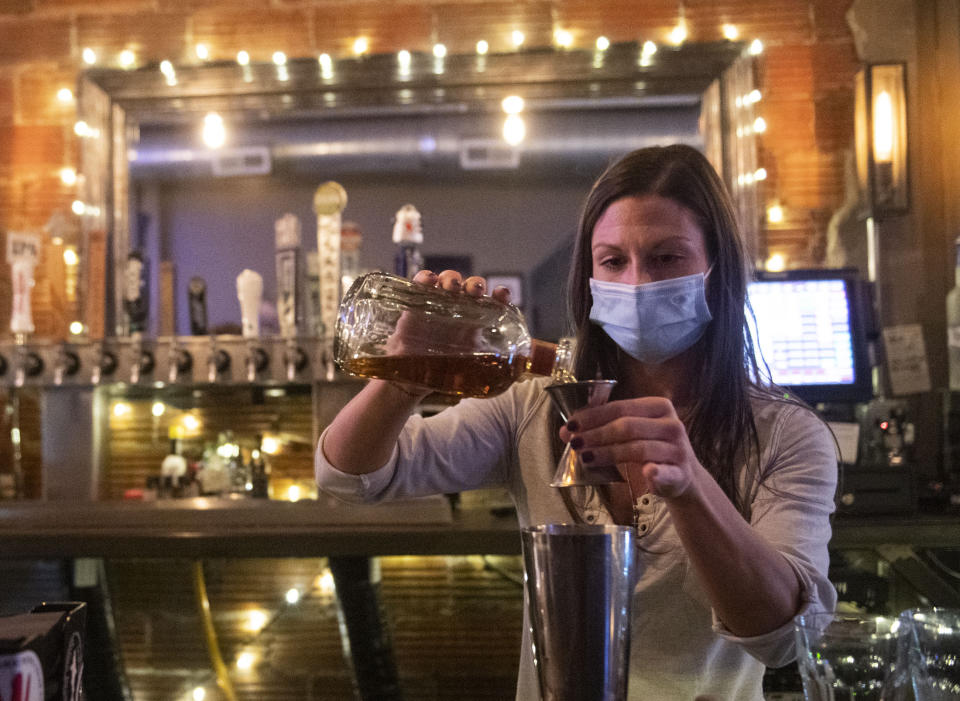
[{"x1": 2, "y1": 496, "x2": 960, "y2": 558}]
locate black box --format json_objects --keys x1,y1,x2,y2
[{"x1": 0, "y1": 602, "x2": 86, "y2": 701}]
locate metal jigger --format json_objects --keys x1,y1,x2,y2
[{"x1": 546, "y1": 380, "x2": 622, "y2": 487}]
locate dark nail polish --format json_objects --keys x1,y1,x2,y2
[
  {"x1": 581, "y1": 451, "x2": 594, "y2": 463},
  {"x1": 570, "y1": 437, "x2": 584, "y2": 450},
  {"x1": 566, "y1": 421, "x2": 579, "y2": 432}
]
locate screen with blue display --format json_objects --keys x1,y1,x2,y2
[{"x1": 747, "y1": 270, "x2": 874, "y2": 404}]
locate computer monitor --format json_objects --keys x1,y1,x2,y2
[{"x1": 747, "y1": 268, "x2": 875, "y2": 405}]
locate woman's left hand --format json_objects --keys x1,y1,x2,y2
[{"x1": 558, "y1": 397, "x2": 703, "y2": 500}]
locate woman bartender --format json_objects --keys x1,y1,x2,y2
[{"x1": 316, "y1": 144, "x2": 838, "y2": 700}]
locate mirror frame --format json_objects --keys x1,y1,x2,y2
[{"x1": 77, "y1": 40, "x2": 759, "y2": 336}]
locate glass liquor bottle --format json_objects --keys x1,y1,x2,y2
[
  {"x1": 392, "y1": 204, "x2": 423, "y2": 279},
  {"x1": 334, "y1": 271, "x2": 574, "y2": 398},
  {"x1": 949, "y1": 235, "x2": 960, "y2": 390}
]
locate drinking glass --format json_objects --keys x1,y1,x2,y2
[
  {"x1": 899, "y1": 608, "x2": 960, "y2": 700},
  {"x1": 795, "y1": 611, "x2": 914, "y2": 700},
  {"x1": 545, "y1": 380, "x2": 620, "y2": 487}
]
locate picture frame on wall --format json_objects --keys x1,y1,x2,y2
[{"x1": 485, "y1": 273, "x2": 524, "y2": 308}]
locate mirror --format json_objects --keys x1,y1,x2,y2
[{"x1": 77, "y1": 40, "x2": 758, "y2": 340}]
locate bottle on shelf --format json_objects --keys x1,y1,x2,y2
[
  {"x1": 948, "y1": 234, "x2": 960, "y2": 391},
  {"x1": 335, "y1": 271, "x2": 574, "y2": 398},
  {"x1": 392, "y1": 204, "x2": 423, "y2": 279}
]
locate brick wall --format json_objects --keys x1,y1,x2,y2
[{"x1": 0, "y1": 0, "x2": 858, "y2": 339}]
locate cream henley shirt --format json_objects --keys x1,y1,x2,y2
[{"x1": 315, "y1": 377, "x2": 838, "y2": 700}]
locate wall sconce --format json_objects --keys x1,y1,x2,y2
[{"x1": 855, "y1": 62, "x2": 908, "y2": 217}]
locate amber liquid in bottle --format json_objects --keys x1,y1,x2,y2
[{"x1": 343, "y1": 353, "x2": 533, "y2": 398}]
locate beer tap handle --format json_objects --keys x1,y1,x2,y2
[
  {"x1": 188, "y1": 277, "x2": 208, "y2": 336},
  {"x1": 10, "y1": 258, "x2": 36, "y2": 336}
]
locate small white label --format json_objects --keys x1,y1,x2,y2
[{"x1": 0, "y1": 650, "x2": 44, "y2": 701}]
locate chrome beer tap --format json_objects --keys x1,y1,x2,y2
[{"x1": 53, "y1": 342, "x2": 81, "y2": 386}]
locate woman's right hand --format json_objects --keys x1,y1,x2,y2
[
  {"x1": 384, "y1": 270, "x2": 512, "y2": 357},
  {"x1": 412, "y1": 269, "x2": 512, "y2": 304}
]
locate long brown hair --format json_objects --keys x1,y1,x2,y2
[{"x1": 567, "y1": 144, "x2": 766, "y2": 514}]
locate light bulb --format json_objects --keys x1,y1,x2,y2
[
  {"x1": 476, "y1": 40, "x2": 489, "y2": 55},
  {"x1": 503, "y1": 114, "x2": 526, "y2": 146},
  {"x1": 57, "y1": 88, "x2": 74, "y2": 103},
  {"x1": 202, "y1": 112, "x2": 226, "y2": 149},
  {"x1": 501, "y1": 95, "x2": 525, "y2": 114},
  {"x1": 60, "y1": 167, "x2": 78, "y2": 186},
  {"x1": 195, "y1": 43, "x2": 209, "y2": 60},
  {"x1": 595, "y1": 36, "x2": 610, "y2": 51},
  {"x1": 151, "y1": 402, "x2": 165, "y2": 418},
  {"x1": 272, "y1": 51, "x2": 287, "y2": 66},
  {"x1": 353, "y1": 37, "x2": 369, "y2": 55},
  {"x1": 82, "y1": 48, "x2": 97, "y2": 65},
  {"x1": 512, "y1": 30, "x2": 525, "y2": 48},
  {"x1": 554, "y1": 29, "x2": 573, "y2": 49},
  {"x1": 433, "y1": 43, "x2": 447, "y2": 58},
  {"x1": 236, "y1": 50, "x2": 250, "y2": 66},
  {"x1": 722, "y1": 24, "x2": 739, "y2": 41}
]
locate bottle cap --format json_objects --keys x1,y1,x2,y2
[{"x1": 528, "y1": 339, "x2": 559, "y2": 377}]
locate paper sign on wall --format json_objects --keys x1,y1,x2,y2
[{"x1": 883, "y1": 323, "x2": 932, "y2": 395}]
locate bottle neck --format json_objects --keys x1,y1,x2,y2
[{"x1": 527, "y1": 338, "x2": 575, "y2": 381}]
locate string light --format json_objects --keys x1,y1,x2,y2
[
  {"x1": 765, "y1": 253, "x2": 786, "y2": 272},
  {"x1": 69, "y1": 321, "x2": 84, "y2": 335},
  {"x1": 202, "y1": 112, "x2": 226, "y2": 148},
  {"x1": 476, "y1": 39, "x2": 489, "y2": 55},
  {"x1": 119, "y1": 50, "x2": 136, "y2": 69},
  {"x1": 272, "y1": 51, "x2": 287, "y2": 66},
  {"x1": 669, "y1": 20, "x2": 688, "y2": 45},
  {"x1": 722, "y1": 24, "x2": 739, "y2": 41},
  {"x1": 318, "y1": 53, "x2": 334, "y2": 80},
  {"x1": 595, "y1": 36, "x2": 610, "y2": 51},
  {"x1": 397, "y1": 50, "x2": 411, "y2": 67},
  {"x1": 81, "y1": 47, "x2": 97, "y2": 65},
  {"x1": 503, "y1": 114, "x2": 526, "y2": 145},
  {"x1": 285, "y1": 588, "x2": 301, "y2": 604},
  {"x1": 352, "y1": 37, "x2": 369, "y2": 56},
  {"x1": 192, "y1": 688, "x2": 206, "y2": 701},
  {"x1": 753, "y1": 116, "x2": 767, "y2": 133},
  {"x1": 501, "y1": 95, "x2": 525, "y2": 114},
  {"x1": 767, "y1": 203, "x2": 784, "y2": 224},
  {"x1": 511, "y1": 30, "x2": 525, "y2": 48},
  {"x1": 151, "y1": 401, "x2": 165, "y2": 417},
  {"x1": 754, "y1": 167, "x2": 768, "y2": 181},
  {"x1": 63, "y1": 248, "x2": 80, "y2": 266},
  {"x1": 236, "y1": 50, "x2": 250, "y2": 66},
  {"x1": 749, "y1": 39, "x2": 764, "y2": 55},
  {"x1": 112, "y1": 402, "x2": 132, "y2": 418},
  {"x1": 432, "y1": 43, "x2": 447, "y2": 58},
  {"x1": 57, "y1": 88, "x2": 74, "y2": 103},
  {"x1": 195, "y1": 43, "x2": 209, "y2": 61},
  {"x1": 554, "y1": 29, "x2": 574, "y2": 49},
  {"x1": 59, "y1": 167, "x2": 77, "y2": 186},
  {"x1": 640, "y1": 40, "x2": 657, "y2": 67},
  {"x1": 71, "y1": 200, "x2": 86, "y2": 215},
  {"x1": 236, "y1": 651, "x2": 255, "y2": 672}
]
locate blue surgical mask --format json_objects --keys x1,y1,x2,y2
[{"x1": 588, "y1": 271, "x2": 713, "y2": 364}]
